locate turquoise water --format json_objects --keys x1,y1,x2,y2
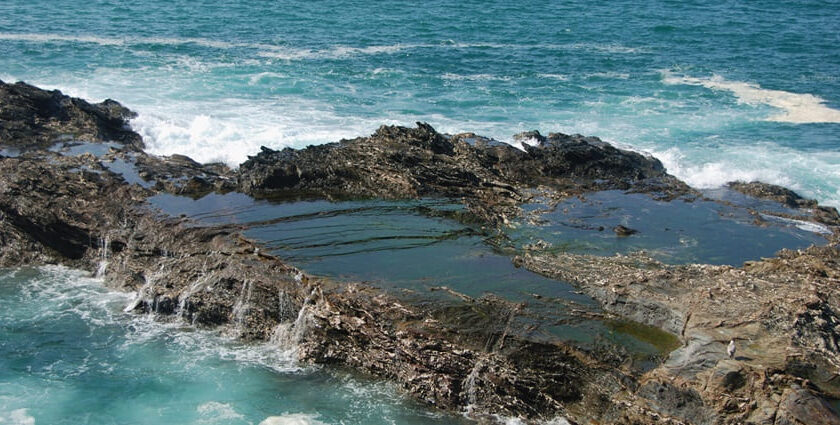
[
  {"x1": 0, "y1": 266, "x2": 469, "y2": 425},
  {"x1": 1, "y1": 0, "x2": 839, "y2": 205}
]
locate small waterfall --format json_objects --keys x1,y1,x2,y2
[
  {"x1": 95, "y1": 235, "x2": 110, "y2": 278},
  {"x1": 270, "y1": 287, "x2": 317, "y2": 352},
  {"x1": 277, "y1": 289, "x2": 292, "y2": 321},
  {"x1": 178, "y1": 273, "x2": 210, "y2": 319},
  {"x1": 123, "y1": 263, "x2": 166, "y2": 313},
  {"x1": 463, "y1": 358, "x2": 485, "y2": 413},
  {"x1": 232, "y1": 279, "x2": 253, "y2": 332}
]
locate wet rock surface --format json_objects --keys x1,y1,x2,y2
[
  {"x1": 2, "y1": 83, "x2": 840, "y2": 424},
  {"x1": 0, "y1": 80, "x2": 143, "y2": 151},
  {"x1": 238, "y1": 123, "x2": 691, "y2": 225}
]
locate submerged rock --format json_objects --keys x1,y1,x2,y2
[{"x1": 613, "y1": 224, "x2": 639, "y2": 237}]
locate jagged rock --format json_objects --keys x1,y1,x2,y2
[
  {"x1": 728, "y1": 180, "x2": 840, "y2": 226},
  {"x1": 0, "y1": 80, "x2": 143, "y2": 150},
  {"x1": 728, "y1": 181, "x2": 816, "y2": 209},
  {"x1": 775, "y1": 385, "x2": 840, "y2": 425},
  {"x1": 638, "y1": 381, "x2": 714, "y2": 425},
  {"x1": 237, "y1": 122, "x2": 683, "y2": 225}
]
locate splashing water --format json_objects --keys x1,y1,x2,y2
[{"x1": 0, "y1": 266, "x2": 468, "y2": 424}]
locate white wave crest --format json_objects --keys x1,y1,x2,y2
[
  {"x1": 662, "y1": 72, "x2": 840, "y2": 123},
  {"x1": 538, "y1": 73, "x2": 570, "y2": 81},
  {"x1": 259, "y1": 413, "x2": 328, "y2": 425},
  {"x1": 651, "y1": 144, "x2": 840, "y2": 209},
  {"x1": 0, "y1": 32, "x2": 418, "y2": 61},
  {"x1": 131, "y1": 98, "x2": 400, "y2": 167},
  {"x1": 0, "y1": 32, "x2": 125, "y2": 46},
  {"x1": 0, "y1": 32, "x2": 645, "y2": 62},
  {"x1": 654, "y1": 146, "x2": 795, "y2": 189},
  {"x1": 441, "y1": 73, "x2": 513, "y2": 82}
]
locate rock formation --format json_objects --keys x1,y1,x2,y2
[{"x1": 2, "y1": 80, "x2": 840, "y2": 424}]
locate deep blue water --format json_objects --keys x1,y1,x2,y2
[{"x1": 0, "y1": 0, "x2": 838, "y2": 204}]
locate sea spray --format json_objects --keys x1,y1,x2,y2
[
  {"x1": 271, "y1": 287, "x2": 318, "y2": 353},
  {"x1": 123, "y1": 262, "x2": 168, "y2": 313},
  {"x1": 232, "y1": 279, "x2": 254, "y2": 333},
  {"x1": 462, "y1": 358, "x2": 486, "y2": 415},
  {"x1": 95, "y1": 235, "x2": 110, "y2": 279}
]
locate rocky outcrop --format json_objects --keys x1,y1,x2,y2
[
  {"x1": 728, "y1": 181, "x2": 840, "y2": 226},
  {"x1": 0, "y1": 80, "x2": 143, "y2": 151},
  {"x1": 2, "y1": 83, "x2": 840, "y2": 424},
  {"x1": 519, "y1": 240, "x2": 840, "y2": 424},
  {"x1": 238, "y1": 123, "x2": 690, "y2": 225},
  {"x1": 0, "y1": 149, "x2": 637, "y2": 424}
]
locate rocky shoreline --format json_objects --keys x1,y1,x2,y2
[{"x1": 2, "y1": 79, "x2": 840, "y2": 424}]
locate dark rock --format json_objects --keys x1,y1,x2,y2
[
  {"x1": 638, "y1": 381, "x2": 714, "y2": 425},
  {"x1": 237, "y1": 123, "x2": 680, "y2": 226},
  {"x1": 613, "y1": 225, "x2": 638, "y2": 237},
  {"x1": 775, "y1": 385, "x2": 840, "y2": 425},
  {"x1": 728, "y1": 181, "x2": 815, "y2": 209},
  {"x1": 0, "y1": 80, "x2": 143, "y2": 151}
]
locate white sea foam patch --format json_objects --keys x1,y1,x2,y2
[
  {"x1": 652, "y1": 144, "x2": 840, "y2": 208},
  {"x1": 258, "y1": 413, "x2": 328, "y2": 425},
  {"x1": 662, "y1": 72, "x2": 840, "y2": 123},
  {"x1": 132, "y1": 104, "x2": 398, "y2": 167},
  {"x1": 759, "y1": 214, "x2": 832, "y2": 235},
  {"x1": 0, "y1": 409, "x2": 36, "y2": 425},
  {"x1": 196, "y1": 402, "x2": 244, "y2": 424}
]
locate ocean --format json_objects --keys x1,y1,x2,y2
[
  {"x1": 1, "y1": 0, "x2": 839, "y2": 206},
  {"x1": 1, "y1": 0, "x2": 839, "y2": 423}
]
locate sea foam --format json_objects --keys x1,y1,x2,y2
[
  {"x1": 258, "y1": 413, "x2": 327, "y2": 425},
  {"x1": 0, "y1": 409, "x2": 36, "y2": 425},
  {"x1": 662, "y1": 72, "x2": 840, "y2": 123}
]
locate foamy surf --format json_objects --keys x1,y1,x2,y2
[
  {"x1": 662, "y1": 72, "x2": 840, "y2": 124},
  {"x1": 652, "y1": 145, "x2": 840, "y2": 208},
  {"x1": 258, "y1": 413, "x2": 328, "y2": 425},
  {"x1": 0, "y1": 409, "x2": 36, "y2": 425}
]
